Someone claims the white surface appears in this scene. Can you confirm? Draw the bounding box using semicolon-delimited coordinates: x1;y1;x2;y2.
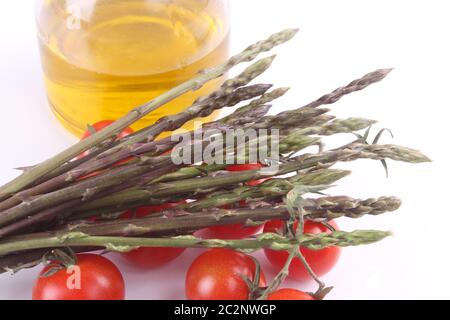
0;0;449;300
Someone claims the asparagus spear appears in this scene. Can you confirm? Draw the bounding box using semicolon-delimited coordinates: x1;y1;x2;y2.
304;196;402;220
0;83;273;213
0;28;299;200
0;248;96;274
0;28;432;298
0;135;429;238
0;229;391;257
216;87;290;126
133;68;398;184
69;196;402;235
180;169;350;212
0;67;395;220
0;66;393;211
0;114;370;231
0;195;401;274
302;69;393;109
71;143;429;216
0;163;180;237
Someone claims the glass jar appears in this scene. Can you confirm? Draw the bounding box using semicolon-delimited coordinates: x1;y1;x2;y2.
35;0;230;136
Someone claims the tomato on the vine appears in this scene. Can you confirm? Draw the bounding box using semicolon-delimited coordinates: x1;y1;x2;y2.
186;249;266;300
120;202;186;269
267;288;315;300
32;254;125;300
264;220;341;281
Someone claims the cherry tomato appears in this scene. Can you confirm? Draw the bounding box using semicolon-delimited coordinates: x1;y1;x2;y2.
120;202;186;268
267;288;315;300
264;220;341;281
186;249;266;300
32;254;125;300
226;163;269;187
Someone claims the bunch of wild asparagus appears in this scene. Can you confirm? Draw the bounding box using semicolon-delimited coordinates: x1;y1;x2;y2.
0;29;430;294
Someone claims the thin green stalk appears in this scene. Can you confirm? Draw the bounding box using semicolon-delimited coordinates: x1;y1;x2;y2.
258;246;299;300
72;143;430;215
0;28;299;199
0;84;272;214
0;230;392;257
181;169;350;212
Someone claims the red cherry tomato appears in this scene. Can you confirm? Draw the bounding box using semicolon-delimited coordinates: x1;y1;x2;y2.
120;202;186;269
32;254;125;300
186;249;266;300
267;288;315;300
264;220;341;281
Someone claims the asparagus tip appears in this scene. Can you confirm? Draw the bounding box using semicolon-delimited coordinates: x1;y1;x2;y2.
374;68;394;81
285;28;300;38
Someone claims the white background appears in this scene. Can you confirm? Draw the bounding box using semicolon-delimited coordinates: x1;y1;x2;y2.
0;0;449;300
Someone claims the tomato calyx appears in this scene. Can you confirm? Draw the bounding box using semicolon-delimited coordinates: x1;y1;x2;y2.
40;248;78;278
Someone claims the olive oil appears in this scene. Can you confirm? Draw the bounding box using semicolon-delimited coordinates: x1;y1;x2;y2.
36;0;229;136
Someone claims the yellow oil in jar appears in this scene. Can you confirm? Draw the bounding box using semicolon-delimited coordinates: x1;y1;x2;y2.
36;0;230;136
